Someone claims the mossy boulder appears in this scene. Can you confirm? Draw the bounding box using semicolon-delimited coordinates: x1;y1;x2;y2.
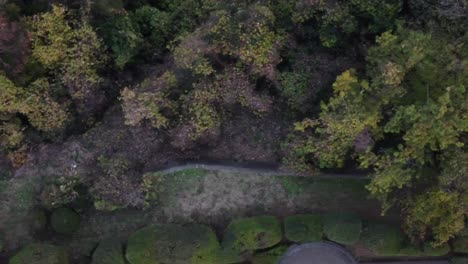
251;245;288;264
323;213;361;245
360;222;404;256
51;207;80;235
9;243;69;264
126;224;222;264
222;216;282;251
284;214;323;243
92;240;125;264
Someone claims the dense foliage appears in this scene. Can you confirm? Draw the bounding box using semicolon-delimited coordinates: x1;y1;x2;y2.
0;0;466;255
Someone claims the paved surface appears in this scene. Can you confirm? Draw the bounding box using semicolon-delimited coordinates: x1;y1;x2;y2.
277;242;450;264
361;262;449;264
279;243;358;264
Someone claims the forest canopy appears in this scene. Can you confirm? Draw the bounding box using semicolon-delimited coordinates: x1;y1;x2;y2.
0;0;466;252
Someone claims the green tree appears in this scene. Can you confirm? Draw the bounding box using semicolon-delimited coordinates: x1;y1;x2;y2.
101;13;142;69
31;5;106;100
292;0;402;47
285;26;467;244
0;75;68;133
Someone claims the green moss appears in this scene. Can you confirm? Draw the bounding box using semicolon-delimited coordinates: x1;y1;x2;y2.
360;222;403;256
251;245;289;264
126;224;222;264
323;213;361;245
91;240;125;264
423;242;450;256
50;207;80;235
284;214;323;243
222;215;282;261
9;243;69;264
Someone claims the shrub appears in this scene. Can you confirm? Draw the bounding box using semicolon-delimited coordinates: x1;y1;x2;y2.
222;216;282;256
9;243;69;264
451;257;468;264
251;245;289;264
453;228;468;254
91;240;125;264
278;71;311;112
422;242;450;256
397;243;424;256
126;224;222;264
359;221;403;256
323;213;361;245
284;214;323;243
40;177;83;209
50;207;80;235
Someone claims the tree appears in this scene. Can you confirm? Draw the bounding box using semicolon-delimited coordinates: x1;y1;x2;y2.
209;4;284;78
292;0;402;47
285;26;467;244
31;4;106;100
101;12;142;69
0;75;68;133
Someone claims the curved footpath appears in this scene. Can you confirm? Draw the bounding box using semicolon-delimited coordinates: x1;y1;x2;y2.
159;162;370;179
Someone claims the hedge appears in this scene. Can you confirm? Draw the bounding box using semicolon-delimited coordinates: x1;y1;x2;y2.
126;224;222;264
9;243;69;264
284;214;323;243
359;221;403;256
323;213;361;245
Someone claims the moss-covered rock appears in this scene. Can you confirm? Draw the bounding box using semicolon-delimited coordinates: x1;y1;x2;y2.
284;214;323;243
422;242;450;256
50;207;80;235
323;213;361;245
360;222;403;256
251;245;288;264
222;216;282;251
9;243;69;264
91;240;125;264
126;224;222;264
